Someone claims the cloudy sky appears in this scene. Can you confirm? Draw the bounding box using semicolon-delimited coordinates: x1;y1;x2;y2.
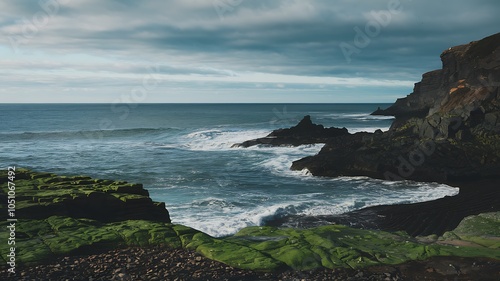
1;0;499;103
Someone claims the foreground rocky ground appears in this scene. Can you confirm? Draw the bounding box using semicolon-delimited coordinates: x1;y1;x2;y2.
5;245;499;281
1;169;499;280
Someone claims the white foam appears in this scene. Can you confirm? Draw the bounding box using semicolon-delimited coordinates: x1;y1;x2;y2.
256;144;323;177
169;181;459;238
299;200;357;216
322;113;394;121
181;129;270;151
173;203;301;237
349;126;390;133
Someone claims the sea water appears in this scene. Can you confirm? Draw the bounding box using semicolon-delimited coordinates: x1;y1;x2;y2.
0;104;459;237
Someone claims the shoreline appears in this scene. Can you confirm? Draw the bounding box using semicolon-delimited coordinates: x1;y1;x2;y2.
1;169;499;280
265;179;500;237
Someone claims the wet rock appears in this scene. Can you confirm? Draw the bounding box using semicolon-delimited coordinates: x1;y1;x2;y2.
233;115;349;147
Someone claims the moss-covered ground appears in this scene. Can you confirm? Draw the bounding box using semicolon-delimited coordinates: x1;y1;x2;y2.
1;170;498;271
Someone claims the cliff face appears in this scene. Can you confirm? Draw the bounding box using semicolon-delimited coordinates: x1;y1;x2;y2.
293;33;500;184
374;33;500;139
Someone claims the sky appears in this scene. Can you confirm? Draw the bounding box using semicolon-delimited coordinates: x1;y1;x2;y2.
0;0;499;103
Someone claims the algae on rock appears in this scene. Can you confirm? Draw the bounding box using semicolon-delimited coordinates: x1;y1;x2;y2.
1;170;499;271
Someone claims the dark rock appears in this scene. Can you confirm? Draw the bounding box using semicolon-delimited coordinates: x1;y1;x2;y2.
372;69;445;118
293;33;500;184
284;33;500;236
233;115;349;147
267;179;500;237
0;169;171;223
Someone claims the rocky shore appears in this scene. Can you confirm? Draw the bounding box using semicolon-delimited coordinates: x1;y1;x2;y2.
266;179;500;237
1;169;499;280
238;33;500;238
291;33;500;184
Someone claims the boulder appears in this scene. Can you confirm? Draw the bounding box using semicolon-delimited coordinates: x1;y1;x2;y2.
0;169;170;223
233;115;349;147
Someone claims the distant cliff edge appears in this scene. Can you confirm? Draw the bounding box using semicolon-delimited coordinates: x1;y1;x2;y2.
292;33;500;185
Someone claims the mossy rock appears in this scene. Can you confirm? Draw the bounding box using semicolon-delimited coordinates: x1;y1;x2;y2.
1;170;499;272
0;217;184;266
440;212;500;249
0;169;170;223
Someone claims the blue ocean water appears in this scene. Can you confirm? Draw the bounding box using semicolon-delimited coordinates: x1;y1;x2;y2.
0;104;458;237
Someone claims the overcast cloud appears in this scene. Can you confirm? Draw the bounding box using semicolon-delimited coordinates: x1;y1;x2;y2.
0;0;499;103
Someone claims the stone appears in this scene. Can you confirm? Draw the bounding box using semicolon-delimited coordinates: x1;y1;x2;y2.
233;115;349;147
0;169;170;223
291;32;500;185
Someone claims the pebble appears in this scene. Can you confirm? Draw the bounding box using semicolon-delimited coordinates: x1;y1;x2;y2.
3;245;498;281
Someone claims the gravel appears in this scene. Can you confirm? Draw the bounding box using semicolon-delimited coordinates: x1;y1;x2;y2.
3;245;499;281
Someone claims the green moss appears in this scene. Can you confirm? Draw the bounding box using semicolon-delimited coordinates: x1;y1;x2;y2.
440;212;500;251
148;225;182;248
195;239;286;271
2;170;499;271
172;224;203;247
453;212;500;236
14;239;54;264
111;193;148;202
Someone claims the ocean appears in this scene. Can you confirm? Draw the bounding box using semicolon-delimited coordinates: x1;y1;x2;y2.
0;104;459;237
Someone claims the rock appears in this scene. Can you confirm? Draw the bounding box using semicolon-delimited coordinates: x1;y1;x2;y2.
292;33;500;185
0;169;170;223
278;33;500;238
233;115;349;147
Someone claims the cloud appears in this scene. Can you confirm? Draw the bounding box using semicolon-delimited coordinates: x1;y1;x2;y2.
0;0;499;102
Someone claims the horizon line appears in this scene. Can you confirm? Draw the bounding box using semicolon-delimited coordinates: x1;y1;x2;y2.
0;102;394;105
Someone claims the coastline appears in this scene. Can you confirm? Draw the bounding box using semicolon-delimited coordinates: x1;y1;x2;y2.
1;169;499;281
266;179;500;237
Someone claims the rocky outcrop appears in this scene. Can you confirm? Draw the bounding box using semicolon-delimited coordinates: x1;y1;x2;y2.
233;115;349;147
0;169;170;223
373;33;500;120
372;69;445;118
292;33;500;185
273;33;500;237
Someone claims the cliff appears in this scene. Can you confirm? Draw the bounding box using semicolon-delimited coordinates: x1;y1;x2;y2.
258;33;500;236
293;33;500;184
373;32;500;139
